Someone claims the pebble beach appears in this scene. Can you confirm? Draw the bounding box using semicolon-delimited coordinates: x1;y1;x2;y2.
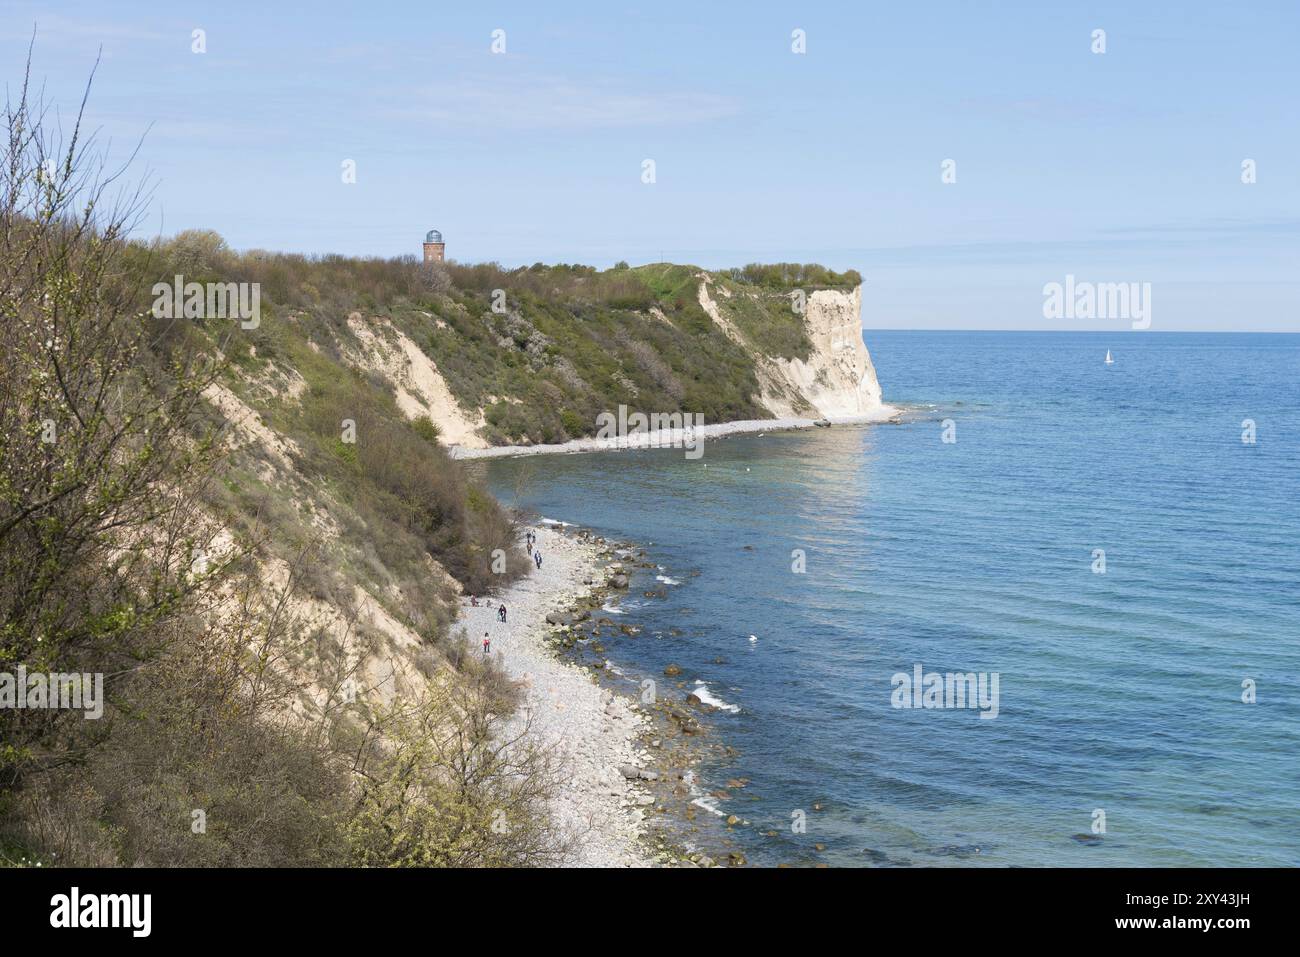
457;524;657;867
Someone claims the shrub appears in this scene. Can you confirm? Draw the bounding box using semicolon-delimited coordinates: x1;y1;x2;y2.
412;415;441;444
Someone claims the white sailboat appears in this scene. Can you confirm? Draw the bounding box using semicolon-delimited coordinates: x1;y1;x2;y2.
1104;349;1114;365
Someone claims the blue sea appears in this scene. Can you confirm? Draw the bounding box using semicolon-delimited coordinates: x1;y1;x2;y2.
474;331;1300;867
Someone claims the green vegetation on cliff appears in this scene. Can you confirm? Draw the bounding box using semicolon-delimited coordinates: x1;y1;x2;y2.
0;72;554;867
134;247;861;447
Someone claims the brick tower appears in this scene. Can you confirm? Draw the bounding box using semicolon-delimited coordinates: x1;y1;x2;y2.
423;229;445;263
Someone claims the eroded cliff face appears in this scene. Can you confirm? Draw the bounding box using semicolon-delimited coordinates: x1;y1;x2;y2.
347;267;891;453
343;312;489;448
200;351;463;717
698;281;892;422
775;286;888;419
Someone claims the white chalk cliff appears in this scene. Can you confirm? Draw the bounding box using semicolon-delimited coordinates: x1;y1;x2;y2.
698;281;894;422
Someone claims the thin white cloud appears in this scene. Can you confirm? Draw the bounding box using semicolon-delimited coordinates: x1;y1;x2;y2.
25;13;169;43
391;74;740;130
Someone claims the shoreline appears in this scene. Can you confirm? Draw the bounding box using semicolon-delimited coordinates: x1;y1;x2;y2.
456;524;659;867
448;406;901;460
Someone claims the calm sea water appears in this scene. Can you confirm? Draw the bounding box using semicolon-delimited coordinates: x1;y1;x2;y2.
475;332;1300;867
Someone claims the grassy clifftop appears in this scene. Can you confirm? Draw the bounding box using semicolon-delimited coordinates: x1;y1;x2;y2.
159;236;863;447
419;261;860;443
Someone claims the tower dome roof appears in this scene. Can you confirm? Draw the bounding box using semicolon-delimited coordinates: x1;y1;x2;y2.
425;229;443;243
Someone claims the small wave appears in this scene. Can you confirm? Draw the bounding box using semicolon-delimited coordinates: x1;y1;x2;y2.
683;771;726;817
655;574;682;586
690;796;725;817
540;517;572;527
692;680;741;713
600;602;625;615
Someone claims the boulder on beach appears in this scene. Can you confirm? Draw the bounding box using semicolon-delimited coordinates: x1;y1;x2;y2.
674;714;701;735
686;691;714;712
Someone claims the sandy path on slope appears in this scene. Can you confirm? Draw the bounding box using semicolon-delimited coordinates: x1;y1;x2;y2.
344;313;489;448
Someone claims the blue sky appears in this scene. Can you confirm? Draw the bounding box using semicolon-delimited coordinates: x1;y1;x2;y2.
3;0;1297;330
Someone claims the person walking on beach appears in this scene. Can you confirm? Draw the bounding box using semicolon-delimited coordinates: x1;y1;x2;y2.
534;550;542;570
483;632;491;656
498;603;507;623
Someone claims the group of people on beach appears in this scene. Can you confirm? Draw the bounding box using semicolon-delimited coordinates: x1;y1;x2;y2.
475;528;543;655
